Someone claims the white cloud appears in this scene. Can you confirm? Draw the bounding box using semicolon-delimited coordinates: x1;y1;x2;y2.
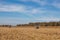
0;2;60;20
35;17;60;22
0;4;35;17
48;0;60;8
0;4;46;13
52;2;60;8
0;4;59;19
0;4;26;12
18;0;60;8
0;4;47;18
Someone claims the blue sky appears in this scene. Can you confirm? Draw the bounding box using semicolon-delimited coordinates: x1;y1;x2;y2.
0;0;60;25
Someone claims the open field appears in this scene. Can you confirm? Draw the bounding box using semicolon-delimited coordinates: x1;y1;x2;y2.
0;26;60;40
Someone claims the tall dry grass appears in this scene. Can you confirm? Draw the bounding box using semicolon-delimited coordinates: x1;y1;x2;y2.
0;27;60;40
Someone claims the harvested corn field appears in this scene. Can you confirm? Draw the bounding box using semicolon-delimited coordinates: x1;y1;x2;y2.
0;27;60;40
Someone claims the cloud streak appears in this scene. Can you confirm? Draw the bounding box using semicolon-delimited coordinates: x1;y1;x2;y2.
0;4;47;18
18;0;60;8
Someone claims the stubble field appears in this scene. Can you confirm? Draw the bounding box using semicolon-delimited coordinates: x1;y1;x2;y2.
0;26;60;40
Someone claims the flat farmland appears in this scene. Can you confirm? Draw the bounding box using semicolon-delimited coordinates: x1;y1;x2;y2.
0;26;60;40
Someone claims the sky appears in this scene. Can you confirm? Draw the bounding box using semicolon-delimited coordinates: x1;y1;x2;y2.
0;0;60;25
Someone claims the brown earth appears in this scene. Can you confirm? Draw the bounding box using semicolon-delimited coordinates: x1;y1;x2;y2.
0;26;60;40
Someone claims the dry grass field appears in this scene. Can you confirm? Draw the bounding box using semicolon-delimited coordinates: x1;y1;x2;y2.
0;26;60;40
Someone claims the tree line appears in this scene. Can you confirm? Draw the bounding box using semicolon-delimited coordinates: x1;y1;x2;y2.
17;21;60;27
0;21;60;27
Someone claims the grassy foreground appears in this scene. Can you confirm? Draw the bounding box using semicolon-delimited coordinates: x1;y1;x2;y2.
0;27;60;40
